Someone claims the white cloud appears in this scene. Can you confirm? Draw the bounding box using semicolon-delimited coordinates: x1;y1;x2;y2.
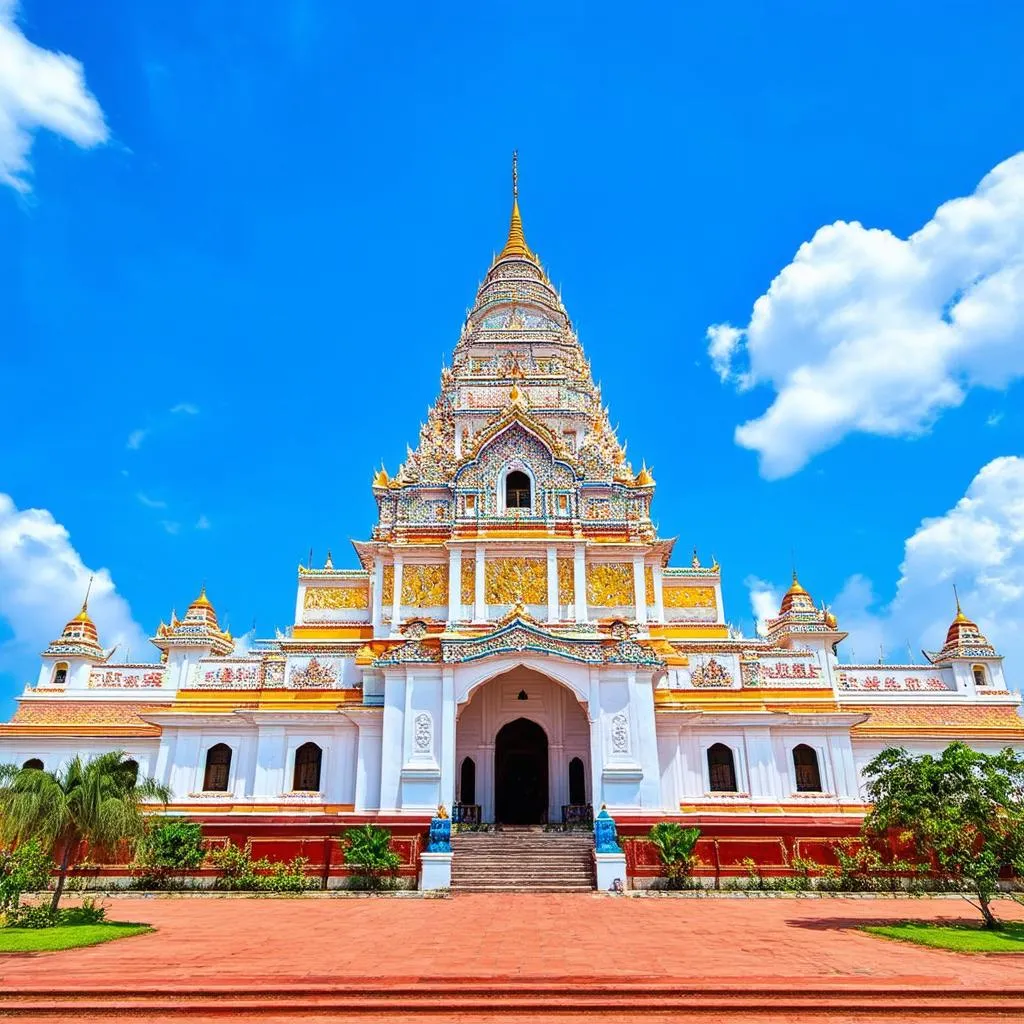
136;492;167;509
749;457;1024;673
195;514;211;530
231;629;255;656
0;1;107;192
160;520;180;535
709;153;1024;478
745;575;781;637
171;403;199;415
126;428;147;450
0;493;150;683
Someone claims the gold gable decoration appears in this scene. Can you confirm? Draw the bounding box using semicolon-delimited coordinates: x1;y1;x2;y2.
401;564;448;606
644;566;655;606
304;587;369;610
381;565;395;605
485;557;547;605
556;558;575;603
663;585;716;610
586;562;633;607
460;558;476;604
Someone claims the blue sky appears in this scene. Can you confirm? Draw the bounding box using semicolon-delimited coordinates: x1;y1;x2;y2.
2;0;1024;715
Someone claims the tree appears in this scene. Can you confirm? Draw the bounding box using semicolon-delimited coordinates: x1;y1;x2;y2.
135;819;205;888
343;824;400;890
862;742;1024;928
1;840;53;913
0;752;170;912
647;822;701;889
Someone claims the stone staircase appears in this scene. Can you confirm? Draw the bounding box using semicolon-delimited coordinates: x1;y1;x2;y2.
451;827;595;892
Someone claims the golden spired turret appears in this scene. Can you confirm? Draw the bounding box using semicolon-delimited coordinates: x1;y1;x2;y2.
496;150;535;262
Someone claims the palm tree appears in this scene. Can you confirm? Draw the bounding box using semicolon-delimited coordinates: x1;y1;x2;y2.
0;751;170;912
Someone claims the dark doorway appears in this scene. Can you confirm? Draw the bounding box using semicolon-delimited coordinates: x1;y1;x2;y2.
568;756;586;804
495;717;548;824
460;756;476;805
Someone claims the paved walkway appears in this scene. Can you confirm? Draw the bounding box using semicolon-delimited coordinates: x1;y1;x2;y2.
2;894;1023;1021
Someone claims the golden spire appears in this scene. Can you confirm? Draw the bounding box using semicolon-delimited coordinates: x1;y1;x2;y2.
192;583;212;608
953;583;968;622
73;576;95;623
497;150;535;261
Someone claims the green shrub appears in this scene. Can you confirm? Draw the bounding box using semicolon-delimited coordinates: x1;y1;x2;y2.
135;820;204;889
0;840;53;911
343;824;401;890
5;896;107;929
58;897;106;925
207;840;315;892
647;823;701;889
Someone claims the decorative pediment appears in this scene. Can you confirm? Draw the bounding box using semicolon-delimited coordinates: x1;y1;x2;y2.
459;408;576;473
438;617;663;668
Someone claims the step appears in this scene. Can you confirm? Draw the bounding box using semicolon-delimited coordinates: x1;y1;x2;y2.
4;982;1024;1019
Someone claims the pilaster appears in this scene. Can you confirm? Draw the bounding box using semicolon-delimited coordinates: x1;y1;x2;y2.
632;555;647;625
391;555;403;633
652;563;665;624
448;547;462;623
573;543;587;624
474;544;486;621
546;544;558;622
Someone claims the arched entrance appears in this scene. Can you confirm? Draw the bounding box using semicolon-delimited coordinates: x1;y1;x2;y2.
494;717;548;824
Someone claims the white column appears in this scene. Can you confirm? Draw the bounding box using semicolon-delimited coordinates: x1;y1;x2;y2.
632;555;647;624
253;726;286;798
627;669;662;808
474;544;486;621
351;713;383;812
588;670;603;806
391;556;403;633
546;544;558;622
652;563;665;624
448;547;462;623
379;672;406;811
573;543;587;624
743;727;778;799
371;556;384;634
440;667;456;810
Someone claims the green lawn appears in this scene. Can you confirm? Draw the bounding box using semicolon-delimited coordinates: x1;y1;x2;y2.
0;923;153;953
864;920;1024;952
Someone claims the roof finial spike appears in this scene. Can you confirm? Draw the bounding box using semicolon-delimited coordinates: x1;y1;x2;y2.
82;574;94;613
497;151;534;262
512;148;518;200
953;582;961;614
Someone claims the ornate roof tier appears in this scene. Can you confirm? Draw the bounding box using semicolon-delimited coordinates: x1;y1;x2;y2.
42;590;106;661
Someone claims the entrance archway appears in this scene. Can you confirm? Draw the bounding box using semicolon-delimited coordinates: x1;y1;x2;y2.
495;717;548;824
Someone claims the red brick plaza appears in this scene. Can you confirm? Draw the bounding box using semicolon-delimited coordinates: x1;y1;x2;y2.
2;894;1024;1022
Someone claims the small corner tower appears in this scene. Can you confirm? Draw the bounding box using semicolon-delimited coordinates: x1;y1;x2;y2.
38;583;106;690
765;571;846;661
151;585;235;688
926;593;1005;693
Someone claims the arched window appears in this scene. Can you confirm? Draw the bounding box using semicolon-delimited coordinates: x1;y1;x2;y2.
53;662;68;686
707;743;737;792
505;470;531;510
972;665;988;688
22;758;44;771
203;743;232;792
568;756;586;805
792;744;822;792
460;756;476;805
293;742;322;792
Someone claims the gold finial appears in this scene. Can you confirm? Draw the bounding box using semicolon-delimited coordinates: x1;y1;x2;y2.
497;151;535;261
74;576;95;622
953;583;967;621
193;583;212;608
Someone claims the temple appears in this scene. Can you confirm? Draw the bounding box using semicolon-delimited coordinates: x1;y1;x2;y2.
3;158;1022;888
